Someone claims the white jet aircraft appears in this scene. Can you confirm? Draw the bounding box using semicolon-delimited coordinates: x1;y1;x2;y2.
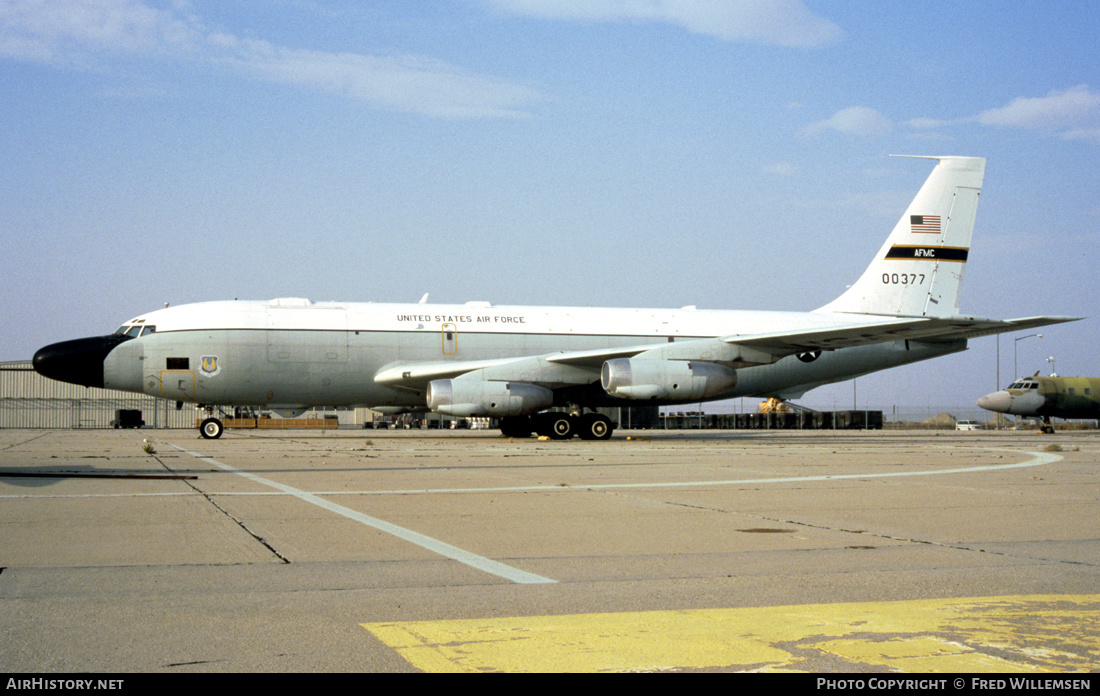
33;156;1078;439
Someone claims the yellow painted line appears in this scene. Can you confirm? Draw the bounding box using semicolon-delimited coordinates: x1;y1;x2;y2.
362;595;1100;672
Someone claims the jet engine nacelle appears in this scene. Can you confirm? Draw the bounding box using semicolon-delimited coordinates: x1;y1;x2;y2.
426;379;554;417
601;358;737;401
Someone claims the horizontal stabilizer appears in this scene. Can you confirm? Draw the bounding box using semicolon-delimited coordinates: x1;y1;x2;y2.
730;315;1082;353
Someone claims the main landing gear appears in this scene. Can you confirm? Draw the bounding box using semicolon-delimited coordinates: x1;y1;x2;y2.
499;411;615;440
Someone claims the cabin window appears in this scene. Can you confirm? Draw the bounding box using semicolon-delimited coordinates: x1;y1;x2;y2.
167;357;189;370
1068;388;1076;395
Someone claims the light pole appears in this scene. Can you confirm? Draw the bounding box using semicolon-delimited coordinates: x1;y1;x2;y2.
1014;334;1042;381
1046;356;1057;376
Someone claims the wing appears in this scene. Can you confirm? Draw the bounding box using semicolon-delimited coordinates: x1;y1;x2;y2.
373;345;662;393
374;314;1082;392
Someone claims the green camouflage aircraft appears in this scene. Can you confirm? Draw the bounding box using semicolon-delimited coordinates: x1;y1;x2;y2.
978;374;1100;433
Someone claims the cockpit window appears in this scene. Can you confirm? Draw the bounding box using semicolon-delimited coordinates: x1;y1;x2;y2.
1008;380;1038;390
114;323;155;337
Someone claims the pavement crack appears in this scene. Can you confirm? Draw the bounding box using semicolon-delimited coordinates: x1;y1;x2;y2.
0;431;52;452
163;659;226;668
150;455;291;564
764;514;1100;567
662;500;1097;568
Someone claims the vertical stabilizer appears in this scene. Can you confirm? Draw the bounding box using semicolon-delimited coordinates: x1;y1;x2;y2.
817;156;985;318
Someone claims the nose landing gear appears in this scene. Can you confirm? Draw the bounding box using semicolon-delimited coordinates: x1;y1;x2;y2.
197;405;227;439
199;417;224;439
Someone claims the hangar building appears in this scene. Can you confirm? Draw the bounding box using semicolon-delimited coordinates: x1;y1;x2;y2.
1;360;195;429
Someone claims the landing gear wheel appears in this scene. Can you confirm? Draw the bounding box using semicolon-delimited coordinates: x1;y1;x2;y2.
499;416;533;438
535;412;576;439
200;417;224;439
548;414;576;440
578;413;613;440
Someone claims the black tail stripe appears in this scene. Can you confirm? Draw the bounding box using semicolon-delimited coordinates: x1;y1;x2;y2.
885;245;969;262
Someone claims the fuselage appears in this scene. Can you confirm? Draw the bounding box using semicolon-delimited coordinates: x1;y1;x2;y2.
977;376;1100;420
33;297;966;413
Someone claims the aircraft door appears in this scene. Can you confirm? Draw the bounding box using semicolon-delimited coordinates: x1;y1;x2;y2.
442;323;458;355
160;370;196;401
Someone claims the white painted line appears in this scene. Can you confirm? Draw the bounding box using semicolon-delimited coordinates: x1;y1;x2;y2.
1;448;1062;500
305;450;1064;495
164;442;557;585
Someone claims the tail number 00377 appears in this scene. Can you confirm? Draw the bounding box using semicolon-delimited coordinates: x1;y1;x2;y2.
882;273;925;285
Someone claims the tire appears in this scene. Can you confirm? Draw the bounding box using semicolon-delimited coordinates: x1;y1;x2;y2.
200;417;224;439
578;413;613;440
551;416;574;439
499;416;533;438
536;412;576;440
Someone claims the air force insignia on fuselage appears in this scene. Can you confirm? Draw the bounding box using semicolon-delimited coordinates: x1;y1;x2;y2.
200;355;220;376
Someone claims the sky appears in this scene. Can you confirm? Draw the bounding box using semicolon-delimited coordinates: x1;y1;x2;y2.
2;0;1098;414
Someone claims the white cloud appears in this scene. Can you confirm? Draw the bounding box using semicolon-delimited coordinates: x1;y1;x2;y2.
801;106;892;138
217;37;543;119
484;0;842;47
1062;128;1100;145
0;0;199;64
0;0;544;118
975;85;1099;130
906;85;1100;145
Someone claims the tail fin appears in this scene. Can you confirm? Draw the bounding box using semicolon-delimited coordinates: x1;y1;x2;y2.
817;156;985;318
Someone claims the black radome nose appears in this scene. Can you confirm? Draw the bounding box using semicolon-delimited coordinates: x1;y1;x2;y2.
32;335;132;388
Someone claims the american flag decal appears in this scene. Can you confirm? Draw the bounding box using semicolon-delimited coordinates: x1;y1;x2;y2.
911;214;941;233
